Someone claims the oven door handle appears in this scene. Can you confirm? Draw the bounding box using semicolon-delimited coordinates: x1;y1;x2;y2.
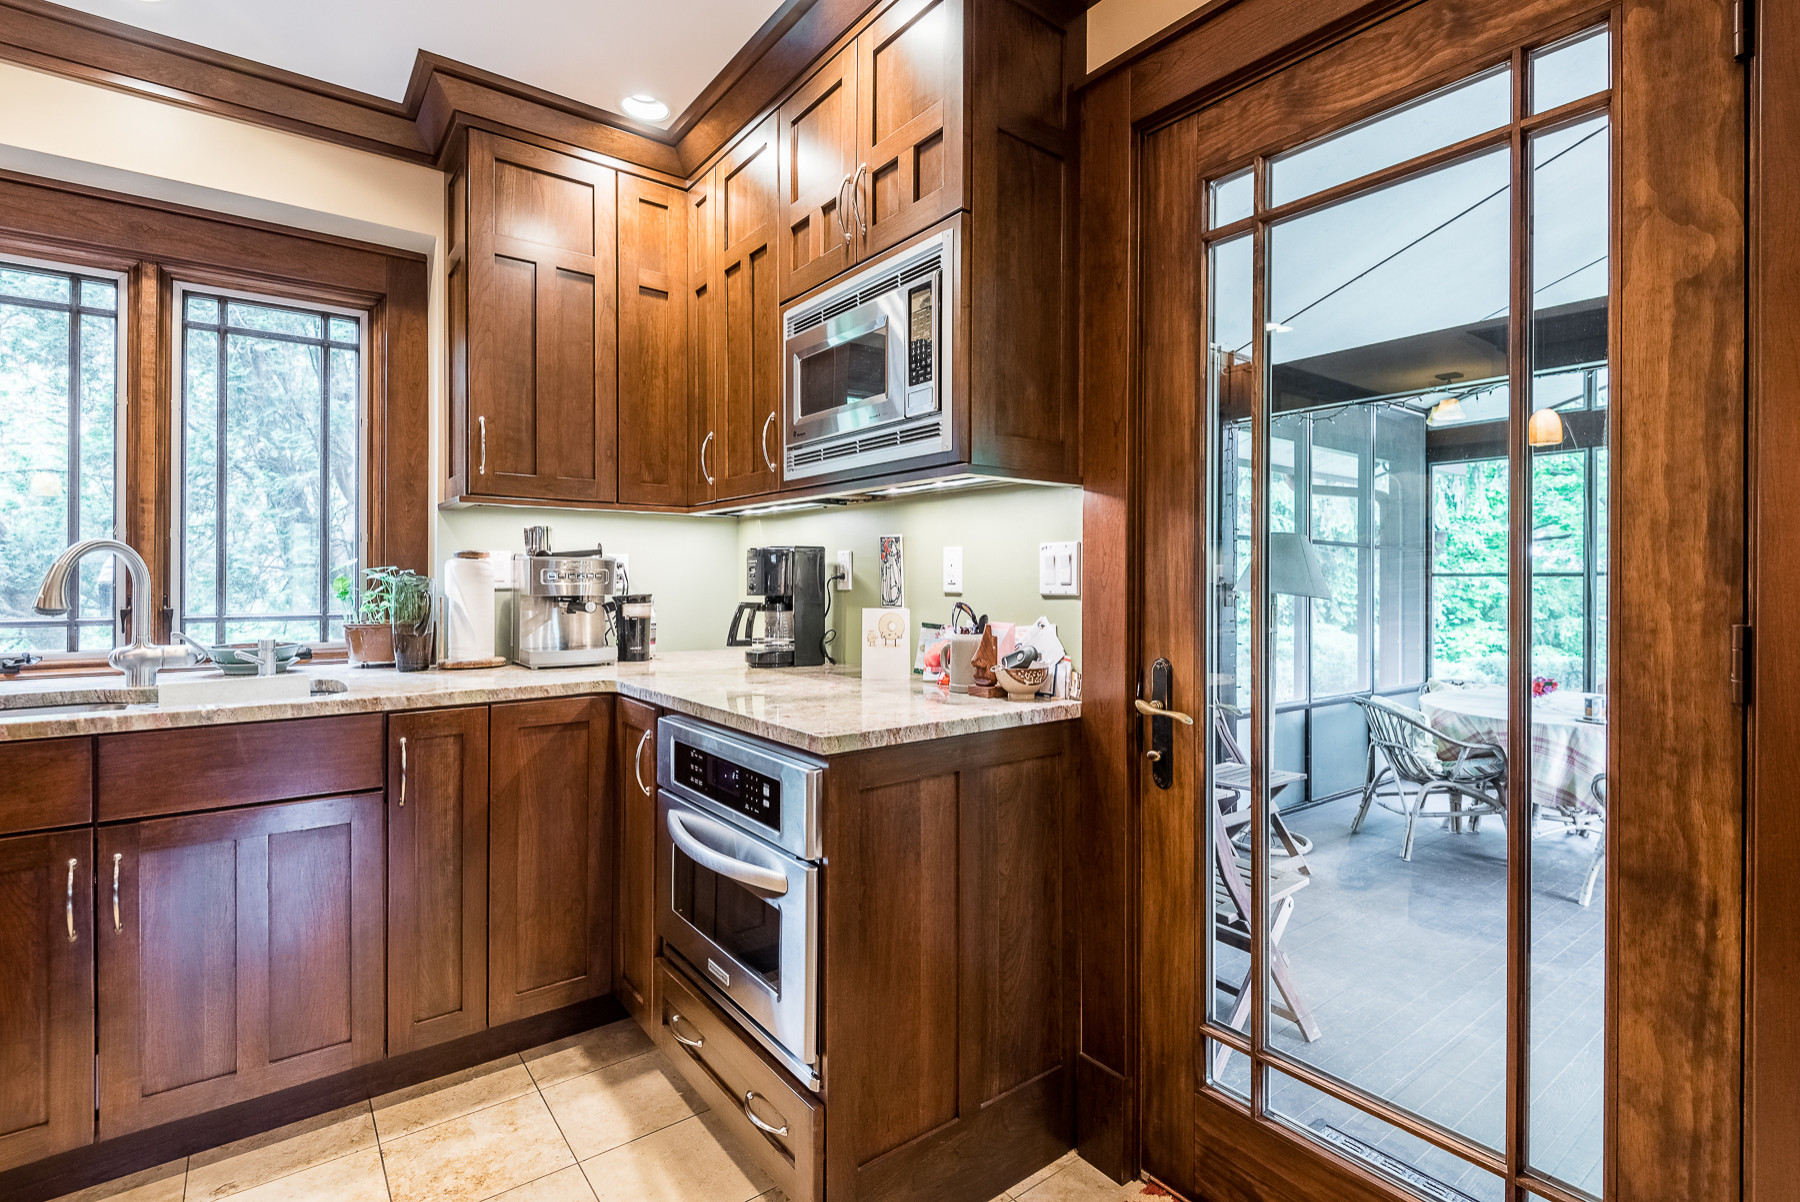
667;809;790;898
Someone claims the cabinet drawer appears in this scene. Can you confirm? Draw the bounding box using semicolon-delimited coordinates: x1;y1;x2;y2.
98;714;385;821
657;959;822;1202
0;737;91;834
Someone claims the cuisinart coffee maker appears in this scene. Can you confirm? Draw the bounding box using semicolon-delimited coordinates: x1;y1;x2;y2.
512;526;621;668
727;546;827;668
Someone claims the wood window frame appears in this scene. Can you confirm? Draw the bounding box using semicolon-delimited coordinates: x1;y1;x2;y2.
0;167;430;671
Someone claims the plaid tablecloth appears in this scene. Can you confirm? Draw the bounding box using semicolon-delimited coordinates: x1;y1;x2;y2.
1418;686;1606;815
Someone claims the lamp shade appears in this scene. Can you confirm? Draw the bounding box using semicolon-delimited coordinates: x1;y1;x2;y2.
1236;532;1335;599
1527;406;1566;447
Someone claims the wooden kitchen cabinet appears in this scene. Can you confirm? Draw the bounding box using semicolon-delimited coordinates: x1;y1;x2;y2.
711;113;784;501
780;45;859;301
388;707;489;1055
688;171;721;504
618;174;693;507
96;794;384;1137
0;829;94;1172
614;697;660;1026
489;696;614;1024
447;129;618;504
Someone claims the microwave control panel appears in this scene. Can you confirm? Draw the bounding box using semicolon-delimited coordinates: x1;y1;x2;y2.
674;739;781;835
906;283;934;389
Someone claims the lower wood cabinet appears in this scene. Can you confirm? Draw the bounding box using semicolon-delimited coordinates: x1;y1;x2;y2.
615;697;661;1026
97;794;385;1137
0;829;94;1172
388;707;490;1054
490;696;614;1024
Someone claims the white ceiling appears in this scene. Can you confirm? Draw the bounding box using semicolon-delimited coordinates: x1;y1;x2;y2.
47;0;789;127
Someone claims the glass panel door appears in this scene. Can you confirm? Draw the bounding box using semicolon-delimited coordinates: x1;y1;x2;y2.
1200;21;1612;1202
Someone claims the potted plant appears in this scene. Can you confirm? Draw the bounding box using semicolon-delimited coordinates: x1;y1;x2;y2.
338;567;397;667
389;569;435;672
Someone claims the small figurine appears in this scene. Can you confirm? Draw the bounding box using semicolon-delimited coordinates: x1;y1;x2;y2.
967;625;1005;698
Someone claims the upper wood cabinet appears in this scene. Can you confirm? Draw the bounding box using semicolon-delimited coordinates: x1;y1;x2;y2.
0;829;93;1172
617;175;692;508
710;114;784;502
387;707;489;1055
781;47;859;301
97;795;385;1138
857;0;964;258
448;130;618;505
614;697;660;1027
489;696;614;1025
688;172;721;504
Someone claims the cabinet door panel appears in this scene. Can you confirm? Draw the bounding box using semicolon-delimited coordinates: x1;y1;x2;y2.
614;698;659;1025
619;175;693;507
0;829;93;1172
388;707;489;1054
98;795;384;1138
857;0;964;258
466;131;617;503
781;47;859;301
689;173;721;504
716;115;783;501
490;696;613;1024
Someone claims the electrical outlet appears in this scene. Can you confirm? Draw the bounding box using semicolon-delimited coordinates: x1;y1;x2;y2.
1039;541;1081;598
835;549;854;591
943;546;963;594
612;552;630;590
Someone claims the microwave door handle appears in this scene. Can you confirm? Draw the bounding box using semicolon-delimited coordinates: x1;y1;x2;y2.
812;311;888;352
667;809;790;898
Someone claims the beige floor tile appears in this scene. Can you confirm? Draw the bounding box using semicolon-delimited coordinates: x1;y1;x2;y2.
579;1111;775;1202
186;1103;378;1201
489;1165;599;1201
381;1090;577;1202
521;1020;657;1088
50;1158;186;1202
374;1054;538;1142
540;1050;707;1160
1008;1149;1081;1195
221;1146;389;1202
1014;1156;1148;1202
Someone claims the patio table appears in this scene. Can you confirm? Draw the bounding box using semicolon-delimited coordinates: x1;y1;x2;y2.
1417;685;1606;814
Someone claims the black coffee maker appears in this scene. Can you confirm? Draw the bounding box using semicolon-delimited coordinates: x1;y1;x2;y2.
727;546;828;667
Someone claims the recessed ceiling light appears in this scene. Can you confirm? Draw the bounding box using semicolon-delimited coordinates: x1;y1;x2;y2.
620;94;669;122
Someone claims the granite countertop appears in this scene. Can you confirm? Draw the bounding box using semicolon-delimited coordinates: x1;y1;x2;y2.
0;648;1079;756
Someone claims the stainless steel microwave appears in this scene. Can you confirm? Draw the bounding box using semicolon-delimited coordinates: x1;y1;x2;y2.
781;227;956;481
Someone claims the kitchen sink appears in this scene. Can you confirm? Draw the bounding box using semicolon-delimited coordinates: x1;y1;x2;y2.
0;675;345;718
0;700;133;717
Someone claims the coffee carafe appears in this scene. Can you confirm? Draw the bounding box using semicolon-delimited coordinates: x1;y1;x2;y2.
728;546;827;668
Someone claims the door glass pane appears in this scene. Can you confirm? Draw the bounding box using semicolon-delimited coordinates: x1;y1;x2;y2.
1527;110;1609;1200
1207;1039;1251;1103
1269;67;1511;208
1266;1067;1506;1202
1211;168;1255;228
1531;26;1610;115
1258;147;1512;1155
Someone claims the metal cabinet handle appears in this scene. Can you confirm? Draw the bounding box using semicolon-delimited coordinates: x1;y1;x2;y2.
1134;698;1195;726
65;858;77;943
701;430;715;486
743;1090;790;1139
668;1011;705;1050
852;163;868;234
478;416;487;475
399;736;408;807
836;174;855;245
111;852;122;934
760;412;778;473
634;728;653;796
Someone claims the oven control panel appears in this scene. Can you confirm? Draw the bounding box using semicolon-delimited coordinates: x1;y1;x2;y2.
674;739;781;835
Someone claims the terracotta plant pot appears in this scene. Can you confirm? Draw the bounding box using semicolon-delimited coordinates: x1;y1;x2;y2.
344;621;394;667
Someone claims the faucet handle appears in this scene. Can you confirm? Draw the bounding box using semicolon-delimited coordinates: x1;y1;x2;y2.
173;631;212;663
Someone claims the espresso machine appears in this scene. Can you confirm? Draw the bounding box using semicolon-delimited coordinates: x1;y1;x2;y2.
511;526;621;668
727;546;828;668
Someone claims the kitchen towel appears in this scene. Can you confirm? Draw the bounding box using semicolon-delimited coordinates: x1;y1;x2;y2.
444;553;497;662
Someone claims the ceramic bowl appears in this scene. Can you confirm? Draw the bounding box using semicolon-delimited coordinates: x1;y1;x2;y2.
996;665;1049;700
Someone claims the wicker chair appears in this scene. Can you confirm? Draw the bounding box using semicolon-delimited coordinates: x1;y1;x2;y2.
1352;695;1508;861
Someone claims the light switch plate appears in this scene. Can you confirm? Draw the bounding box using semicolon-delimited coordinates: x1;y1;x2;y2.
1039;541;1081;597
835;549;854;591
943;546;963;594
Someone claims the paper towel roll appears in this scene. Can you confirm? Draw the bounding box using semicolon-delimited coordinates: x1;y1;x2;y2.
444;553;496;662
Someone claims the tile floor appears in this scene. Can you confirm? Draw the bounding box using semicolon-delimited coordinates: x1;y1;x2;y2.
54;1020;1158;1202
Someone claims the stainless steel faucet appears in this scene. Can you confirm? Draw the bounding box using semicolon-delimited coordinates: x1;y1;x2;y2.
34;538;203;687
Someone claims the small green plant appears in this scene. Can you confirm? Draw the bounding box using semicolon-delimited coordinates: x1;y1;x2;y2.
339;566;413;624
389;570;432;627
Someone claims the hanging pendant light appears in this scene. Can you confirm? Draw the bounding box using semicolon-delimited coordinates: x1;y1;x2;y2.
1426;371;1465;426
1527;406;1566;447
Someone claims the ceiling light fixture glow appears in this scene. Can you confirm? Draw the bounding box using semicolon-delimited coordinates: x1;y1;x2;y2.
621;94;670;122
